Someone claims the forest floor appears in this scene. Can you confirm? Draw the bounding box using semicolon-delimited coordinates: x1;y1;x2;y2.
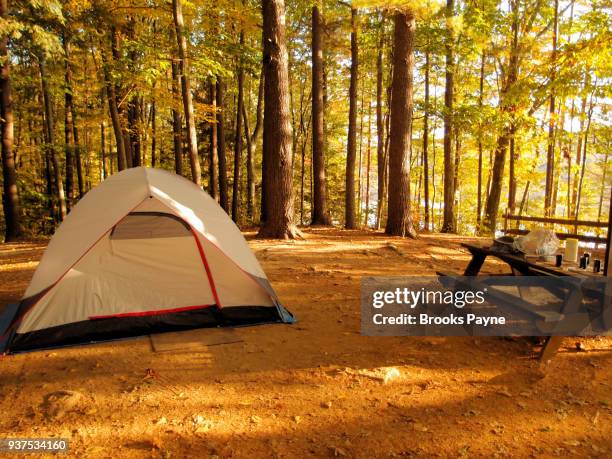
0;228;610;458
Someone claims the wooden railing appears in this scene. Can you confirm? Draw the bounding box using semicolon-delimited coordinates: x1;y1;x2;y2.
502;210;608;245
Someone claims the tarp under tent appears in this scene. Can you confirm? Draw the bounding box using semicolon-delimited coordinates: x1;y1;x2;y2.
0;167;294;354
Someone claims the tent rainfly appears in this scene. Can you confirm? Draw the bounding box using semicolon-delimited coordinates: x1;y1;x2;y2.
0;167;294;353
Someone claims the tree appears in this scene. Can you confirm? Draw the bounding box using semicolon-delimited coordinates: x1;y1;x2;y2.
345;7;358;229
441;0;455;233
216;78;229;212
544;0;559;217
101;37;127;172
232;31;245;223
311;3;331;225
423;47;431;231
171;58;183;176
375;13;385;229
258;0;298;239
243;70;264;220
385;9;417;238
39;53;67;221
482;0;520;234
63;33;75;209
208;80;218;198
0;0;20;241
172;0;201;186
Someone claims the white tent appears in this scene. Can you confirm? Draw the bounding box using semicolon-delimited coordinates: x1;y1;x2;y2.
1;167;293;353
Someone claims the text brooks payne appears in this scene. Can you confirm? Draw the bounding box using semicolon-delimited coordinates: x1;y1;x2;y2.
372;313;506;326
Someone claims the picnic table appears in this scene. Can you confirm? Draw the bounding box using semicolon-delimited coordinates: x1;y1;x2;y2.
457;242;608;361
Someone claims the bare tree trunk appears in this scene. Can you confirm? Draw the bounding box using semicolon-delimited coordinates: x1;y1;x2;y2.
423;48;430;231
441;0;455;233
507;125;517;214
100;122;107;178
375;14;385;230
0;0;20;241
477;51;485;230
243;70;264;219
570;75;589;216
574;97;594;219
63;33;74;209
311;4;331;225
151;97;156;167
101;35;127;172
39;54;67;221
544;0;559;217
482;0;519;235
172;0;201;186
385;10;417;238
216;78;229;212
345;8;358;229
171;59;183;175
364;86;372;227
258;0;298;238
232;31;245;223
209;80;218;199
110;26;133;169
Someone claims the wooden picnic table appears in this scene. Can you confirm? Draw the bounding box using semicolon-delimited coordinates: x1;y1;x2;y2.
460;242;607;361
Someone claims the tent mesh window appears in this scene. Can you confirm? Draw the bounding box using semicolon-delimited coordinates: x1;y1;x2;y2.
111;212;191;240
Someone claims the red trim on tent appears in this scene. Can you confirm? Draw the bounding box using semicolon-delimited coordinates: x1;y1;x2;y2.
4;198;151;339
89;304;214;320
189;227;222;307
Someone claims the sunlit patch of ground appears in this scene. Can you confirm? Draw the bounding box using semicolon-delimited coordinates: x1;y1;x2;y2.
0;229;610;458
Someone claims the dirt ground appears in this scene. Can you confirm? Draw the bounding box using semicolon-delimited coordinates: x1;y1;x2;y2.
0;228;610;458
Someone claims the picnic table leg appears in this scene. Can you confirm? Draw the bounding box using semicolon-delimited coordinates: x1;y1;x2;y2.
539;336;564;362
463;252;487;276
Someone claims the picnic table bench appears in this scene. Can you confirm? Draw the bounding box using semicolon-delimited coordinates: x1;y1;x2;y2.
440;242;608;361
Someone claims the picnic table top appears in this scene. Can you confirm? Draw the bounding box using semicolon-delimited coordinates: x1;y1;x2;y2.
460;242;605;279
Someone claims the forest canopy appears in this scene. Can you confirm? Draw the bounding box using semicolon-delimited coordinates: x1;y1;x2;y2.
0;0;610;240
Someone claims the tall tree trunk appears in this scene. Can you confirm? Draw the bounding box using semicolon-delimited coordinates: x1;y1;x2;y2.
345;8;358;229
209;80;218;199
375;14;385;230
507;125;517;214
39;55;67;221
101;39;127;171
243;103;256;220
544;0;559;217
243;69;264;220
476;51;485;230
171;59;183;175
232;32;245;223
110;26;133;169
151;97;156;167
364;87;372;227
0;0;20;241
127;96;141;167
63;33;74;209
570;75;589;216
482;0;519;235
574;97;594;219
423;48;430;231
100;122;107;178
311;4;331;225
216;78;229;212
441;0;455;233
385;10;417;238
258;0;298;238
172;0;201;186
126;18;141;168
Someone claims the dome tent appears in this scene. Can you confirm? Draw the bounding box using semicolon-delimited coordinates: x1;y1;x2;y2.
0;167;294;353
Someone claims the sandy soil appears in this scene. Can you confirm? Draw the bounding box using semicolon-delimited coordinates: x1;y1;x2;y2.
0;228;610;458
